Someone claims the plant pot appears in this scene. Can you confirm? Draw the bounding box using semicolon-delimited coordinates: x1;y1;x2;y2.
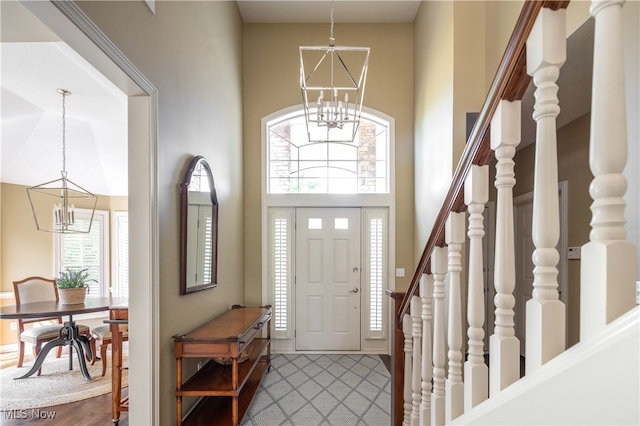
58;287;87;305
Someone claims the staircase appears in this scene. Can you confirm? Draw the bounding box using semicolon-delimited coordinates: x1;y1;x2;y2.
390;1;639;425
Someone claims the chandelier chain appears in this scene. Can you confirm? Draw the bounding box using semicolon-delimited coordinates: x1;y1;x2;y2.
330;3;335;46
61;90;67;174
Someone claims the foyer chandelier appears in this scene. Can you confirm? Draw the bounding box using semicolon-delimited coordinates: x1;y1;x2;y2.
299;4;370;143
27;89;97;234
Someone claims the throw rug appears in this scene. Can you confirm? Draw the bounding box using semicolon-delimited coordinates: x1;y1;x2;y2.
0;352;128;411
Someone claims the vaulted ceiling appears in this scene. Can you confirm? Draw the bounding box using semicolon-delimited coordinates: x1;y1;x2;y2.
1;0;591;197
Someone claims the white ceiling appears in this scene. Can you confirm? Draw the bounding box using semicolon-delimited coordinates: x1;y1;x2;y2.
1;0;128;196
1;42;129;196
236;1;422;23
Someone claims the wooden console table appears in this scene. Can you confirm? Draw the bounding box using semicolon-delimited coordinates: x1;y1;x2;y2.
173;305;271;426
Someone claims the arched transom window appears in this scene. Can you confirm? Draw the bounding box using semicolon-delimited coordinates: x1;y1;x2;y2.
267;110;389;194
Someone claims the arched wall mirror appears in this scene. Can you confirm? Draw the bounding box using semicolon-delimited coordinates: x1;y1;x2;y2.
180;156;218;295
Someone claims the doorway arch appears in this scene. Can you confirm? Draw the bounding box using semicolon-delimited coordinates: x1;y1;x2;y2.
19;1;160;423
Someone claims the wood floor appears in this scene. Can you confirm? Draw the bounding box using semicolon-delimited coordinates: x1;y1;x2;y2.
0;350;128;426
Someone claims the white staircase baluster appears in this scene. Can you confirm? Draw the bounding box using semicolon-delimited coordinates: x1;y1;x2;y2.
525;6;568;374
403;313;413;426
420;274;434;425
490;99;521;396
411;295;422;425
446;212;465;422
431;246;448;426
581;0;637;340
464;165;489;411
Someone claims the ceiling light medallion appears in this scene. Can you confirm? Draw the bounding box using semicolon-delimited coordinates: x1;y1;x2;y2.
299;5;370;143
27;89;97;234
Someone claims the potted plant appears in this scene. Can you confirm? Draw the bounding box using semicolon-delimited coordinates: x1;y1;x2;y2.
56;267;94;304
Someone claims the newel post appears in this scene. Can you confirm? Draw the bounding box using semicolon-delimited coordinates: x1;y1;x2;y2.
525;5;567;373
388;291;406;426
581;0;637;340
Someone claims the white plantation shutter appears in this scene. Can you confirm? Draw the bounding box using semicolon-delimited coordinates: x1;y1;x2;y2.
365;210;387;339
55;210;109;297
202;209;213;284
114;212;129;298
269;208;293;338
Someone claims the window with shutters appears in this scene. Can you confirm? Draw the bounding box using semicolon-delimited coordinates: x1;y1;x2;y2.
55;209;110;298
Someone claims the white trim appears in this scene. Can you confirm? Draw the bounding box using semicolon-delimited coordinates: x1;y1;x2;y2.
19;2;160;424
0;292;14;300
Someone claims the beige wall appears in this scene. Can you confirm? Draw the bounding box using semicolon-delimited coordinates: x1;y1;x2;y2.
243;23;415;294
414;1;496;260
75;2;244;423
414;1;455;260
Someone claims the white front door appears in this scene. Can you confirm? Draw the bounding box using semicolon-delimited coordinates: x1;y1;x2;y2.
295;208;361;350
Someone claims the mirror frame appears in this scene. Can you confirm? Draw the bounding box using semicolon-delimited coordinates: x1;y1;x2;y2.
179;155;218;295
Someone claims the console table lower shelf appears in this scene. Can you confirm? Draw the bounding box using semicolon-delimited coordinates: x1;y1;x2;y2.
182;356;268;425
174;306;272;426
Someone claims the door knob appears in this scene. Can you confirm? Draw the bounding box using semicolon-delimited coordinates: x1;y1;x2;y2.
353;267;359;273
349;288;359;293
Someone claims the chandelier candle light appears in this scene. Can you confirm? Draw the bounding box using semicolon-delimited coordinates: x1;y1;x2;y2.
27;89;97;234
299;5;370;143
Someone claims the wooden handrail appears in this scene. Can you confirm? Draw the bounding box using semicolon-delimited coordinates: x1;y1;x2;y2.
397;0;570;322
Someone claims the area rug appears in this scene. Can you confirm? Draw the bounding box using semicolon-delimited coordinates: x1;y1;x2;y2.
242;354;390;426
0;352;128;411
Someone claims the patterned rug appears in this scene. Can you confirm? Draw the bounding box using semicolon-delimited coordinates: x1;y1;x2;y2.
242;354;390;426
0;351;128;411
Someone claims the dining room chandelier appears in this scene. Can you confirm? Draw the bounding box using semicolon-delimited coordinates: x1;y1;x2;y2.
299;5;370;143
27;89;97;234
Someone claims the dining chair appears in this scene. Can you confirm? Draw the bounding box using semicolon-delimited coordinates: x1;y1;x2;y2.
90;324;128;376
13;276;93;375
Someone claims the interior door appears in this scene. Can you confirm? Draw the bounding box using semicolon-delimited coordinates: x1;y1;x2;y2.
295;208;361;350
515;198;535;356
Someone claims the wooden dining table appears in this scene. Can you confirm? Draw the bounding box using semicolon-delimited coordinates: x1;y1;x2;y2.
0;297;127;381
